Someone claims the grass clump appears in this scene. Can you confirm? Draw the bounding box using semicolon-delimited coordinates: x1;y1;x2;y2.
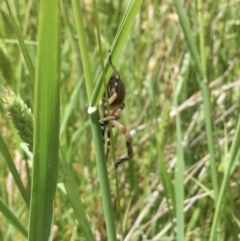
1;0;240;240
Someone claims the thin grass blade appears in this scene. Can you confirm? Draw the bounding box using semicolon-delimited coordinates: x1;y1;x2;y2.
90;0;143;108
0;198;28;238
5;0;35;83
0;133;30;208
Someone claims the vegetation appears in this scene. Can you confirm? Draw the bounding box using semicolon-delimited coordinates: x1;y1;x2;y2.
0;0;240;240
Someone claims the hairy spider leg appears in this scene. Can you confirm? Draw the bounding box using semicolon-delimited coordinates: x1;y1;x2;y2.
110;120;133;168
106;127;111;159
100;123;111;160
100;103;125;161
100;92;118;160
100;103;125;123
108;51;120;78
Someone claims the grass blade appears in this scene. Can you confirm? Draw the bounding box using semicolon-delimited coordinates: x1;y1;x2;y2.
209;115;240;240
90;0;144;108
173;0;218;200
0;133;30;208
5;0;35;83
59;148;95;241
174;76;185;241
0;197;28;238
28;0;60;239
71;0;93;100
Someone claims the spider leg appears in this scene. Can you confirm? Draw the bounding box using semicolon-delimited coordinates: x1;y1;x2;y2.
101;93;117;113
99;115;116;123
108;92;117;105
110;120;133;168
106;127;111;160
108;51;120;78
100;121;111;160
99;103;125;123
101;123;106;147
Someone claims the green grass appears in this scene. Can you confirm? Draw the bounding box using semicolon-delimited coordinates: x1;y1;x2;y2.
1;0;240;240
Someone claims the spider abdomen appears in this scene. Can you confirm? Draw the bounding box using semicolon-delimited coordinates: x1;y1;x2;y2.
107;76;126;107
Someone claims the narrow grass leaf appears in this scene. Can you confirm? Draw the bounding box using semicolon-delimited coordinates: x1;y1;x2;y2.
87;1;143;239
89;110;117;241
59;148;95;241
71;0;93;99
173;0;218;201
209;115;240;241
5;0;35;83
60;77;83;136
90;0;143;108
71;1;117;240
157;102;175;206
0;133;30;208
0;198;28;238
174;83;185;241
122;195;133;234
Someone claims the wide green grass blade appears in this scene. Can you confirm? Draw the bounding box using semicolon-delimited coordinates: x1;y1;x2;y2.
0;133;30;208
0;197;28;238
28;0;60;239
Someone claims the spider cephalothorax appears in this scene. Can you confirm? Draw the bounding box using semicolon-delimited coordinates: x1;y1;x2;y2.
99;53;133;168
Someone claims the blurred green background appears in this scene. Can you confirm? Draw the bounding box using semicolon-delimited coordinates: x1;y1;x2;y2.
1;0;240;240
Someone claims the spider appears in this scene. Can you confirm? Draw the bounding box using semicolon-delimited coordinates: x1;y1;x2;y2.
99;52;133;169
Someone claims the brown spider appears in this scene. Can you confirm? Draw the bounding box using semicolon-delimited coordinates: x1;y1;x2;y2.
99;52;133;168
